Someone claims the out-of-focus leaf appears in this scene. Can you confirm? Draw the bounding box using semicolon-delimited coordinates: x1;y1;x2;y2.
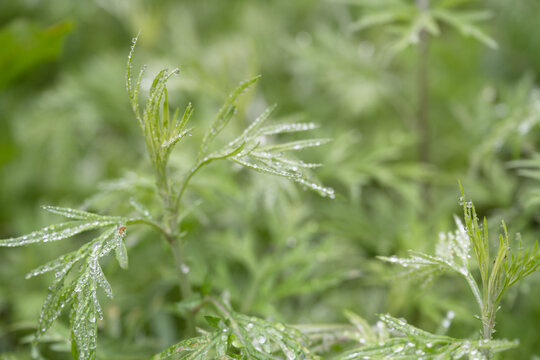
0;20;72;90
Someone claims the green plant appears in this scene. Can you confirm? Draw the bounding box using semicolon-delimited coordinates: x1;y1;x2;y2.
346;0;499;204
0;35;333;360
348;0;497;55
153;296;318;360
2;20;540;360
369;185;540;359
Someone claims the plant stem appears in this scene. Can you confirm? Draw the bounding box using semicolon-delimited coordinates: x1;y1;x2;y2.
482;311;495;340
463;270;495;358
480;301;497;359
153;164;196;334
169;239;192;299
415;0;431;204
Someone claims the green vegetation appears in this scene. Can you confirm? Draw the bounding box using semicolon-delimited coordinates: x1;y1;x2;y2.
1;1;540;359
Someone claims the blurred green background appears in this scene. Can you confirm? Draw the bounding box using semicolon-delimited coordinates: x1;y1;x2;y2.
1;0;540;358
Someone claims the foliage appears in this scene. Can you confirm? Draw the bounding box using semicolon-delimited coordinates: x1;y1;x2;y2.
0;207;137;358
155;297;317;360
2;0;540;359
336;313;517;360
379;186;540;357
347;0;497;57
0;20;72;90
0;34;333;360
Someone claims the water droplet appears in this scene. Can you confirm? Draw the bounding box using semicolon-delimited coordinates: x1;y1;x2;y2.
442;318;451;328
286;237;297;248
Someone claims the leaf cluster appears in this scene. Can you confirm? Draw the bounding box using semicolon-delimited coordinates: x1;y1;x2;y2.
0;206;137;359
379;186;540;343
155;297;318;360
336;313;517;360
126;34;334;211
0;34;335;360
349;0;497;56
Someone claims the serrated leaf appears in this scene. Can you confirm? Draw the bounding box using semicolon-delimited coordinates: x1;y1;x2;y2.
0;220;119;247
26;248;86;279
7;208;128;360
115;238;129;270
258;138;331;153
34;281;76;342
343;310;377;343
257;122;318;137
154;299;318;360
113;225;128;269
199;76;261;157
231;157;301;179
153;334;218;360
43;206;122;221
162;128;192;151
336;314;518;360
240;104;277;139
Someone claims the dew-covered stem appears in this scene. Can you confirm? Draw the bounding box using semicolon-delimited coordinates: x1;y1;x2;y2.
480;294;498;359
153;160;195;334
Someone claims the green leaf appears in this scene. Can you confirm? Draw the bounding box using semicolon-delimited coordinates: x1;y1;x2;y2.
432;9;498;49
199;76;261;157
343;310;378;344
153;334;219;360
0;219;118;247
336;314;518;359
204;316;222;329
43;206;123;221
242;104;278;138
0;20;73;90
154;298;318;360
258;138;331;153
114;225;129;269
257;121;318;136
3;205;132;360
350;7;415;32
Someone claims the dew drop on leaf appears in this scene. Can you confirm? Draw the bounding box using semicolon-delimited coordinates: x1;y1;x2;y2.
180;264;190;274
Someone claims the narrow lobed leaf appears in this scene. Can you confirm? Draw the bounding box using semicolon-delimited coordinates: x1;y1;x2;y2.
199;75;261;156
43;206;122;221
258;138;331;153
0;220;119;247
